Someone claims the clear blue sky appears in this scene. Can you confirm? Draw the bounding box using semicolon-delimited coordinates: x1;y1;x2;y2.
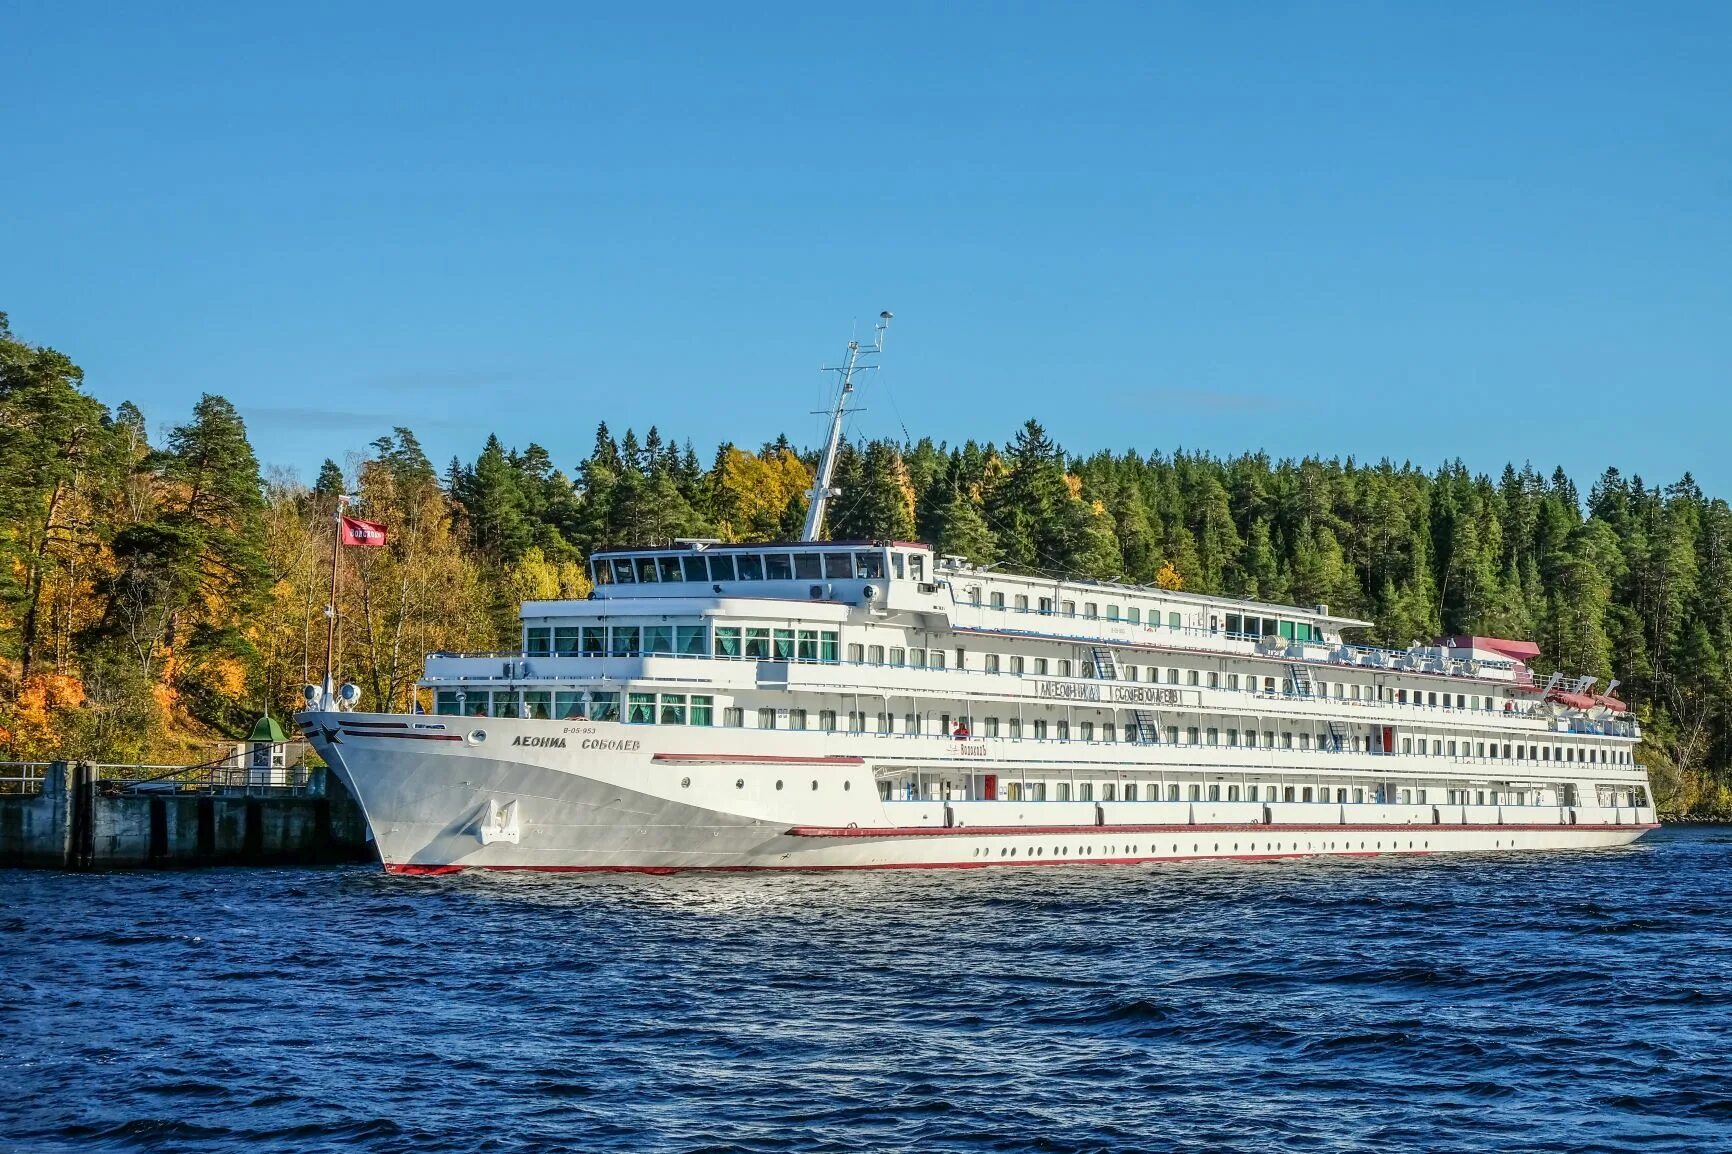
3;3;1728;494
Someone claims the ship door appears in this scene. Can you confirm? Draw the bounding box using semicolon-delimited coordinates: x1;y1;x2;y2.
1381;726;1394;754
982;774;998;801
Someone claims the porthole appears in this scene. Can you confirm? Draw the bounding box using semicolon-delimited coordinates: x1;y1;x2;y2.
736;779;745;789
466;729;487;745
811;780;819;791
843;781;851;791
681;777;691;788
776;780;784;791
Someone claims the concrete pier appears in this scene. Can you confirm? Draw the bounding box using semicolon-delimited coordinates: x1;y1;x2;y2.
0;763;375;870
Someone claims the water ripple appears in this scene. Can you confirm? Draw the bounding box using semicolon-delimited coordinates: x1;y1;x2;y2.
2;829;1730;1152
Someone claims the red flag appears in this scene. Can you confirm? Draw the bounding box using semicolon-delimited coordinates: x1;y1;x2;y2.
339;515;388;547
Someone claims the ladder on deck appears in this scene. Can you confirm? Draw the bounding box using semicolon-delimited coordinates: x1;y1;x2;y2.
1090;645;1121;680
1325;720;1349;752
1093;644;1159;744
1287;662;1315;697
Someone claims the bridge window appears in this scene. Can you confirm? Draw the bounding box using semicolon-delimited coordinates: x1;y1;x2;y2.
679;556;706;582
589;693;621;722
706;554;736;582
824;553;853;579
856;553;885;579
764;553;793;581
593;560;614;585
793;553;822;580
737;555;764;580
634;558;659;583
612;559;637;584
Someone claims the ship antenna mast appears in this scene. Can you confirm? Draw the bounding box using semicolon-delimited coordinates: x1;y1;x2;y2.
801;310;893;541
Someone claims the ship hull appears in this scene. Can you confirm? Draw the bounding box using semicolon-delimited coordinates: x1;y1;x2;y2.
302;710;1656;873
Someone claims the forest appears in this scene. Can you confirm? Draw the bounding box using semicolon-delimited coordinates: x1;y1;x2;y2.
3;312;1728;815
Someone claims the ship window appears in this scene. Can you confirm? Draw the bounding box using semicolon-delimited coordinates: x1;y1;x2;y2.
984;717;999;737
1107;605;1120;621
1055;720;1069;740
908;647;926;667
1228;785;1240;801
1170;612;1183;630
990;591;1005;609
572;626;600;655
856;552;885;579
737;554;764;580
984;654;1000;673
1033;657;1048;675
707;554;737;582
849;711;865;732
1015;594;1029;611
714;627;741;658
1228;674;1240;691
660;694;687;725
1034;720;1047;739
1057;782;1071;800
1084;602;1098;619
1128;607;1141;624
593;560;614;585
1226;728;1238;746
1008;718;1022;739
1039;597;1054;615
526;627;551;656
742;628;769;658
789;709;807;731
612;626;641;656
890;647;907;667
1079;783;1094;801
1168;725;1181;745
658;556;683;583
588;692;620;722
906;713;918;734
929;649;946;670
868;645;886;665
612;559;637;584
765;553;793;581
682;556;707;582
1447;740;1457;756
820;709;837;731
1080;722;1095;741
1188;670;1200;686
552;626;579;656
892;553;905;579
1062;600;1076;617
824;553;853;579
1402;737;1412;754
636;557;659;583
1225;613;1243;635
1057;659;1071;676
821;632;839;662
1187;726;1199;745
1207;728;1219;746
758;708;777;730
723;707;743;727
523;691;552;720
436;690;462;716
627;693;656;724
793;553;822;580
554;691;585;720
677;625;707;655
644;625;673;654
797;630;818;661
771;629;795;660
1102;783;1116;801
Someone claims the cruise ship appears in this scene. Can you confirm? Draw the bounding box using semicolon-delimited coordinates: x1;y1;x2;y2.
299;327;1655;873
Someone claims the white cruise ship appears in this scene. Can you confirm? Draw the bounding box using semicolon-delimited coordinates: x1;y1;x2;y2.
300;328;1655;873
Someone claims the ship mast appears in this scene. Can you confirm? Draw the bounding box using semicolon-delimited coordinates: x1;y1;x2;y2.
801;311;892;542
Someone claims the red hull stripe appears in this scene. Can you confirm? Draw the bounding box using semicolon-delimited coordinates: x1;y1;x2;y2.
386;851;1430;876
342;720;411;730
342;730;463;742
651;753;865;766
787;821;1661;838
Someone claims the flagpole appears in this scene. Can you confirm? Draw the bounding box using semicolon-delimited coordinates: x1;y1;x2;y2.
324;495;346;709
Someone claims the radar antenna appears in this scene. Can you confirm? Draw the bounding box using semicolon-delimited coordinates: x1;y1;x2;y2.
801;311;893;541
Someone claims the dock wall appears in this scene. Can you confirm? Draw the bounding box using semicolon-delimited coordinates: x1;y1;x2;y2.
0;763;375;870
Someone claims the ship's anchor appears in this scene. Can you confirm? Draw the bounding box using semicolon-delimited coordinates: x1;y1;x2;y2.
478;798;520;846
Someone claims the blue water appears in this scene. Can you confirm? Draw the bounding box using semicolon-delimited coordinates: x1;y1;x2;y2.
4;828;1731;1153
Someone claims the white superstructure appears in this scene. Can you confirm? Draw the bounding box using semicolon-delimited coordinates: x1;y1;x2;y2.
300;538;1654;873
